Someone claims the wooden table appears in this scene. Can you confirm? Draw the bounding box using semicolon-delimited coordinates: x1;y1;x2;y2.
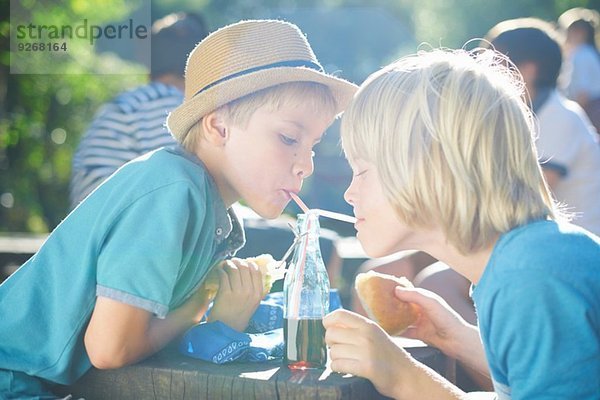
56;340;452;400
2;234;455;398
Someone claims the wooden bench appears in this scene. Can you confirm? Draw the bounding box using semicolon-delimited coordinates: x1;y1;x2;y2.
0;233;47;281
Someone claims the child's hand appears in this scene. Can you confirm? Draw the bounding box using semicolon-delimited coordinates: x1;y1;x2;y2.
324;309;414;399
207;258;264;332
393;287;471;357
325;308;468;399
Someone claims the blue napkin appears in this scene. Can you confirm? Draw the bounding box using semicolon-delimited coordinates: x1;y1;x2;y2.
179;290;341;364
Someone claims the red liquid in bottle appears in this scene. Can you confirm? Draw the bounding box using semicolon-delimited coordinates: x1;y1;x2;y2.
284;318;327;369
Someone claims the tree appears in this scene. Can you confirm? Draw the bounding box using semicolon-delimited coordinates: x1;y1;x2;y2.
1;0;146;231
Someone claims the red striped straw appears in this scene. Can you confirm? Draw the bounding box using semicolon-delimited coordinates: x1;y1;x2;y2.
290;228;310;317
288;192;312;318
289;192;309;213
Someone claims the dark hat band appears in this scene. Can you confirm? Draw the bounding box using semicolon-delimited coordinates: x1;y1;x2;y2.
192;59;324;98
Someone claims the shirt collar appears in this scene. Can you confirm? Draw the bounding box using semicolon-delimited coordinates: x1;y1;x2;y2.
220;208;245;257
213;204;245;256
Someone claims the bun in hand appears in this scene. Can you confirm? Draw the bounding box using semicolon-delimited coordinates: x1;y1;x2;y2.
355;270;419;335
204;254;285;299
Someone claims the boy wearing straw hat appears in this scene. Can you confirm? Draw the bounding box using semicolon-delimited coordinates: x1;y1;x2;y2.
0;20;356;399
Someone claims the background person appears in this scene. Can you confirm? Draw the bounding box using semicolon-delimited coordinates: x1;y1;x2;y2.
69;12;208;207
487;17;600;236
557;7;600;134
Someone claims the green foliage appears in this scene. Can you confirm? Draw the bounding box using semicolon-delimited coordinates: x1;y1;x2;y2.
1;0;146;232
0;72;147;232
407;0;600;48
1;0;597;232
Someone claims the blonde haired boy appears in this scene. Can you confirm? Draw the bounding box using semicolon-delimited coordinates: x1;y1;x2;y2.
324;48;600;399
0;20;356;398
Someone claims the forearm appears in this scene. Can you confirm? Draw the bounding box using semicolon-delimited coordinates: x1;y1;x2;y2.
86;295;207;369
443;324;490;378
395;354;465;400
396;354;496;400
134;305;202;361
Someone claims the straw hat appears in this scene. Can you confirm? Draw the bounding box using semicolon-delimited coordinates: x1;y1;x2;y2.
167;19;358;141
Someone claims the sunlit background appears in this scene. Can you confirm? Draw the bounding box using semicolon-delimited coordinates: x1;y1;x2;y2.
1;0;598;234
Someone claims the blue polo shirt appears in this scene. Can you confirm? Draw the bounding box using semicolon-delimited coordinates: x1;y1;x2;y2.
472;219;600;399
0;146;244;396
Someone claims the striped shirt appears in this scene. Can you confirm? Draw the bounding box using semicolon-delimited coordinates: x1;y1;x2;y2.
69;82;183;207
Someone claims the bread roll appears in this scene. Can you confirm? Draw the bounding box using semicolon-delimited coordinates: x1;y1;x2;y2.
355;270;419;335
204;254;285;299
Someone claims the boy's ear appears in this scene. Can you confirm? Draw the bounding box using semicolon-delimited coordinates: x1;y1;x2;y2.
201;111;229;145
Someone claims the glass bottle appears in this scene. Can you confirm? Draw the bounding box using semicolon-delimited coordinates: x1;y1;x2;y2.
283;211;330;369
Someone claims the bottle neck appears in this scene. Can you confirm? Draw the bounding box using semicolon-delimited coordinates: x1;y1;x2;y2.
292;212;325;272
296;212;320;241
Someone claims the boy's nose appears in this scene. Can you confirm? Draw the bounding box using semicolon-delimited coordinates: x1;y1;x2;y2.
294;151;314;179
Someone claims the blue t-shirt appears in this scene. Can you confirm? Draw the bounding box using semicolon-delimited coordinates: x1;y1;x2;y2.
0;146;244;390
472;220;600;399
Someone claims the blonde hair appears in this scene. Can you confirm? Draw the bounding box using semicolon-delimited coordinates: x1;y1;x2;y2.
182;82;337;151
341;48;558;254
